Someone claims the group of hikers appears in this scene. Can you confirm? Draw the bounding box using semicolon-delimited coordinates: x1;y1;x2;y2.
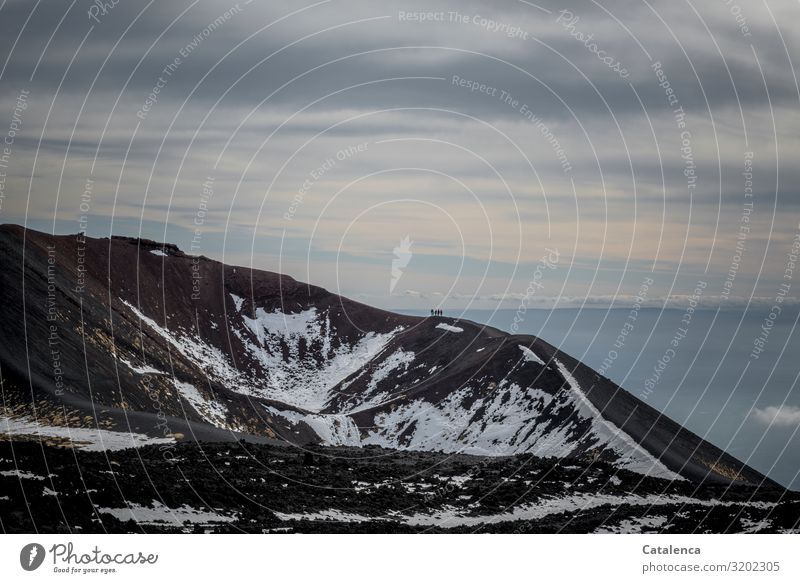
430;308;443;316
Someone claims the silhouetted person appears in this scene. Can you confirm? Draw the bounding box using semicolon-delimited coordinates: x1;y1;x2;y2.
430;309;434;316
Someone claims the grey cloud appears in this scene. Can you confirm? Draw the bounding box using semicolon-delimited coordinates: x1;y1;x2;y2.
1;0;798;306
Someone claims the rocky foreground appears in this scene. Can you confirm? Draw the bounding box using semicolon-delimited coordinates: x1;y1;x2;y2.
1;440;797;534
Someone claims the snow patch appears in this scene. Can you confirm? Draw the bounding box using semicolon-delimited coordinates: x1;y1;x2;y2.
173;380;230;428
401;493;772;527
121;299;248;389
359;360;682;481
120;358;166;375
363;381;561;456
229;293;245;312
518;345;545;365
436;323;463;333
553;359;683;481
271;493;771;529
97;501;236;526
740;517;772;533
238;306;403;411
0;469;46;480
121;298;404;413
359;350;416;400
274;509;369;523
265;406;361;447
595;515;669;533
1;415;175;451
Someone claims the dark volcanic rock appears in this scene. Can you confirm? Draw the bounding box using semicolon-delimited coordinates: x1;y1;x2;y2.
0;222;785;530
0;441;796;534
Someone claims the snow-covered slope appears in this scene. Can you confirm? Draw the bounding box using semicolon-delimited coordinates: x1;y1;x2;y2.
234;301;404;410
0;225;777;487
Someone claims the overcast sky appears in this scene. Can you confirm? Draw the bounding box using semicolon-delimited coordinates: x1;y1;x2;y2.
1;0;798;310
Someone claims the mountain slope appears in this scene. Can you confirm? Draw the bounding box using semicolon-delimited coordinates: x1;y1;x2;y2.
0;224;779;487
